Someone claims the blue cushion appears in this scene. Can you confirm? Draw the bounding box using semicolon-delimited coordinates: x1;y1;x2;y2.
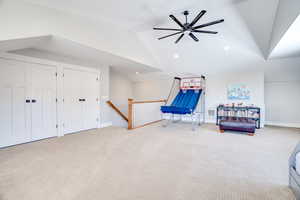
161;90;202;114
161;106;175;113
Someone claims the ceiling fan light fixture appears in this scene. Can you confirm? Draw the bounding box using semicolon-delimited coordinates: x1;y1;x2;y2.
173;53;180;59
224;46;230;51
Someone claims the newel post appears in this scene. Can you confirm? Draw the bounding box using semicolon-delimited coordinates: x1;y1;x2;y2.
128;98;133;130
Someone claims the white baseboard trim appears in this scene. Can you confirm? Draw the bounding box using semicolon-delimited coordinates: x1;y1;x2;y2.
206;119;216;124
265;121;300;128
100;122;113;128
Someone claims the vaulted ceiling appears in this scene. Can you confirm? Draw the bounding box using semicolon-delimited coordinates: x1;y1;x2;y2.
0;0;300;77
270;15;300;59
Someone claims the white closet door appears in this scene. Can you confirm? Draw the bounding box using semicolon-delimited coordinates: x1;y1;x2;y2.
0;59;31;148
81;72;99;130
31;64;57;141
63;69;83;134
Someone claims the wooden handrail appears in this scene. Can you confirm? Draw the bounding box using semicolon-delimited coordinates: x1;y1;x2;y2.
128;98;166;130
106;101;128;122
128;99;133;130
131;120;164;130
107;99;164;130
132;99;167;104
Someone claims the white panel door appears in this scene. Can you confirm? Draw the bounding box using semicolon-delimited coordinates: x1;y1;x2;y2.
63;69;83;134
31;64;57;141
0;59;31;148
81;72;99;130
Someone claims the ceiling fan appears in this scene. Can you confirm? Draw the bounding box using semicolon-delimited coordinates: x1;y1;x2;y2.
153;10;224;43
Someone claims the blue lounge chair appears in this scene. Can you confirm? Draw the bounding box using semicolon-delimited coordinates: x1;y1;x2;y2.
161;89;202;115
161;89;203;130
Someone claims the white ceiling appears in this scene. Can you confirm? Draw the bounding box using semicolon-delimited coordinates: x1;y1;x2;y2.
22;0;278;57
0;35;51;52
1;0;300;79
269;15;300;59
8;36;160;79
21;0;211;29
18;0;282;73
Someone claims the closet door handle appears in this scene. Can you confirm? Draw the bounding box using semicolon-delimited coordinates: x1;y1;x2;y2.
25;100;31;103
31;99;37;103
82;99;86;102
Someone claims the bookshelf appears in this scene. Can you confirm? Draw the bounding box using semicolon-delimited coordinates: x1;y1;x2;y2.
216;105;261;129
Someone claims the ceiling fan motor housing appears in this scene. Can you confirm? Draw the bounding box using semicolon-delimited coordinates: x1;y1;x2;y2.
183;10;189;16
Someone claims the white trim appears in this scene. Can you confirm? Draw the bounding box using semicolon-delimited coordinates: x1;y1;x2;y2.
265;80;300;84
206;119;216;124
0;52;100;73
265;121;300;128
0;52;59;67
100;122;113;128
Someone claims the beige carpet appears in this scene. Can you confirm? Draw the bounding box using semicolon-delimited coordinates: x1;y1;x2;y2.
0;123;300;200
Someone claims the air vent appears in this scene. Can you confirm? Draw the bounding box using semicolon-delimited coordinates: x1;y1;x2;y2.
208;110;215;117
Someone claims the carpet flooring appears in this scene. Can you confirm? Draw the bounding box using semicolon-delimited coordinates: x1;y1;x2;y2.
0;123;300;200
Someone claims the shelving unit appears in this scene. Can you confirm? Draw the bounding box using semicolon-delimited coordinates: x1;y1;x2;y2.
216;105;261;129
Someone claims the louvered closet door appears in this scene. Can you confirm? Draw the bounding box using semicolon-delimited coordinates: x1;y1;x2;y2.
81;71;99;130
30;64;57;141
0;59;31;148
63;69;83;134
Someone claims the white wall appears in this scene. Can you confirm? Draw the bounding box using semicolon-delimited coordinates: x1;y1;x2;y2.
133;102;165;127
205;71;265;125
133;71;265;126
265;58;300;127
110;73;172;128
133;62;300;129
110;70;133;127
264;59;300;128
265;81;300;128
133;79;173;101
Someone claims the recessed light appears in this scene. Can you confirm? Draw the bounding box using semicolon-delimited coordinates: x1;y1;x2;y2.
224;46;230;51
173;53;179;59
135;72;140;74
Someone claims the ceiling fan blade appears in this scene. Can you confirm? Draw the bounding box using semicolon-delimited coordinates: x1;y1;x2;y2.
158;31;184;40
175;34;185;44
193;19;224;29
169;15;185;29
153;27;183;31
189;33;199;42
192;30;218;34
188;10;207;28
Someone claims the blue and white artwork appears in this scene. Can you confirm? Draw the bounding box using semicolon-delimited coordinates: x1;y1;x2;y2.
227;84;250;100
